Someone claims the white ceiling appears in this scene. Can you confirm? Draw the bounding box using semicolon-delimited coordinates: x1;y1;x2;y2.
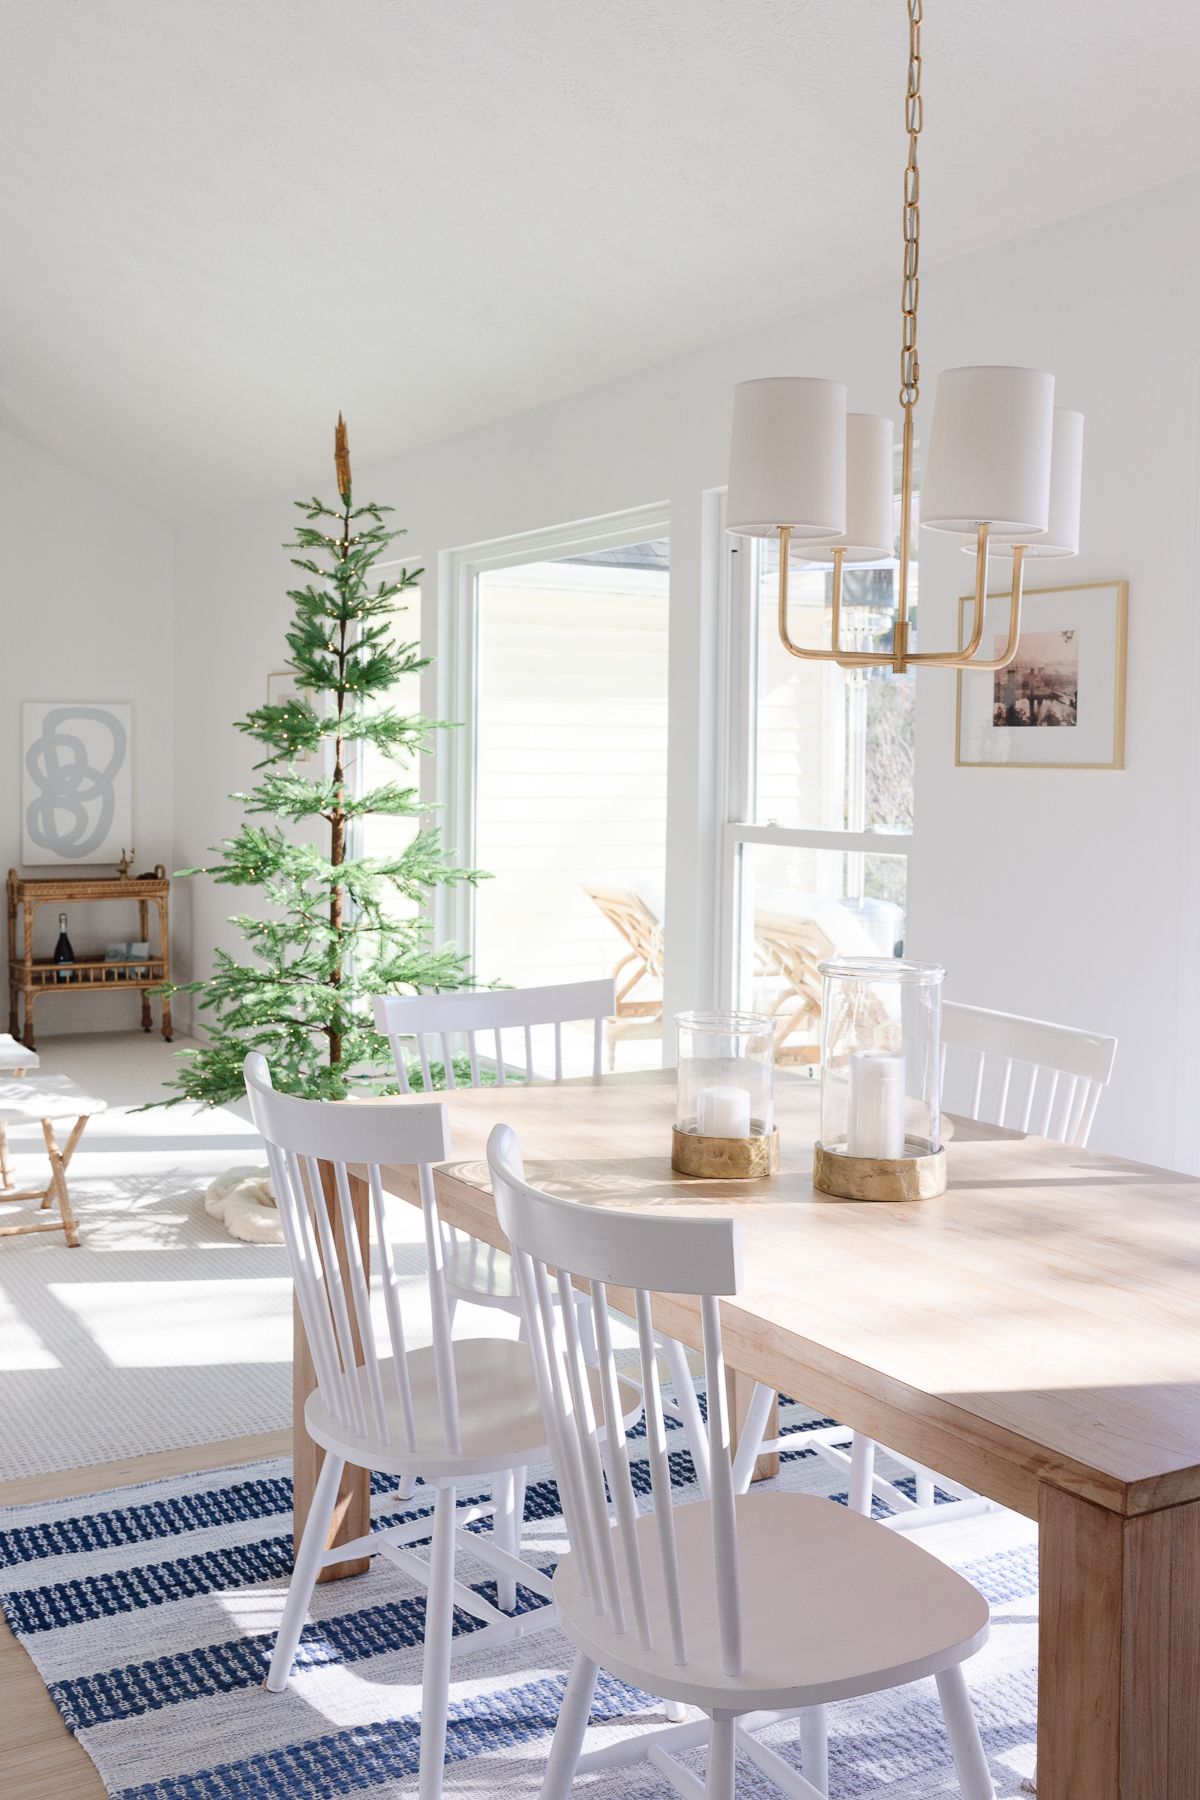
4;0;1199;522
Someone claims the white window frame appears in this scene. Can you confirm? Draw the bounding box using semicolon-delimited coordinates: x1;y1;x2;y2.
435;502;672;970
711;491;918;1018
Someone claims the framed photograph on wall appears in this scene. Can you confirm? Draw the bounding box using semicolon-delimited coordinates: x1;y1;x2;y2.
955;579;1128;769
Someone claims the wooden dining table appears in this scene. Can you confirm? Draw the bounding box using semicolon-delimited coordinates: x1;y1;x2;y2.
294;1067;1200;1800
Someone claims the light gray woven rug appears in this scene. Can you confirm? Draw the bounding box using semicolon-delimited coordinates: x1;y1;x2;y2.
0;1076;295;1477
0;1403;1040;1797
0;1034;460;1479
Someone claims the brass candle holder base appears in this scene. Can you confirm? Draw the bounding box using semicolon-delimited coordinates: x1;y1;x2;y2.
672;1125;781;1180
812;1142;947;1202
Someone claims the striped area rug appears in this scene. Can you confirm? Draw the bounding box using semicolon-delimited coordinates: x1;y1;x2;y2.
0;1403;1040;1797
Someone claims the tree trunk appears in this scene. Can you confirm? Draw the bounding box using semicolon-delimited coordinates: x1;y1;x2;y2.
327;497;351;1068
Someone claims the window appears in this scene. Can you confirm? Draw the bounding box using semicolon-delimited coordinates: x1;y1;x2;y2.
754;535;915;836
440;511;671;1072
720;494;916;1065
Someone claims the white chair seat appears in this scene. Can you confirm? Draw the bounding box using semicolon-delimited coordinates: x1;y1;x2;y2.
553;1489;989;1714
305;1334;641;1481
0;1074;108;1122
443;1231;520;1305
0;1034;38;1071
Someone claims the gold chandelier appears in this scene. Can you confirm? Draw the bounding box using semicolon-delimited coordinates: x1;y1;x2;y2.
726;0;1083;676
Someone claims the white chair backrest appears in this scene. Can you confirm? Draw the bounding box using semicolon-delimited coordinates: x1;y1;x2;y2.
941;1001;1117;1147
487;1122;746;1677
243;1052;459;1454
373;979;617;1091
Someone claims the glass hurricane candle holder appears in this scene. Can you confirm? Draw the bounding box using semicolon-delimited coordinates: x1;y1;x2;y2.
814;958;947;1201
672;1009;780;1180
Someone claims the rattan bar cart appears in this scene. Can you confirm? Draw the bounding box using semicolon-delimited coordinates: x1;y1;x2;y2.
6;867;172;1050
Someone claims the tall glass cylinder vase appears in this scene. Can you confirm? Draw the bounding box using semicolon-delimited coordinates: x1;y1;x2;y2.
814;958;947;1200
672;1010;780;1179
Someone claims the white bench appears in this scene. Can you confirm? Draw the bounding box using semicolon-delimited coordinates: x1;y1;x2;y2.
0;1063;107;1247
0;1033;38;1192
0;1032;38;1072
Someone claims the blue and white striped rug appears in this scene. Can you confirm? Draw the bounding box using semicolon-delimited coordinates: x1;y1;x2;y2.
0;1404;1040;1797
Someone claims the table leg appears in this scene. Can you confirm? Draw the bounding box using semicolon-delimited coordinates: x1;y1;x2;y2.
1038;1482;1200;1798
156;895;172;1041
136;899;152;1030
39;1113;90;1208
6;885;16;1036
726;1367;779;1483
21;901;35;1049
41;1118;81;1248
292;1164;372;1581
0;1122;12;1192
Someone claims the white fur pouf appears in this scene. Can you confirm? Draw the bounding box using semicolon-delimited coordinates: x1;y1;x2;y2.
203;1165;284;1245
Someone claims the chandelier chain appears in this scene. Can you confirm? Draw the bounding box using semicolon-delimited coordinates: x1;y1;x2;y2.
900;0;922;410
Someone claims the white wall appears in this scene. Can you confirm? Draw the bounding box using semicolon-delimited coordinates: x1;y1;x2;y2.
2;428;175;1035
173;173;1200;1168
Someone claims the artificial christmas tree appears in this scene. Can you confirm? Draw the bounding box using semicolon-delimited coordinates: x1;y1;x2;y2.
164;416;480;1106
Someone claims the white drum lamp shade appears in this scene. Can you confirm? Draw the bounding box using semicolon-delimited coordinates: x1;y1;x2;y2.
796;412;895;566
727;377;847;539
921;365;1055;536
985;408;1083;559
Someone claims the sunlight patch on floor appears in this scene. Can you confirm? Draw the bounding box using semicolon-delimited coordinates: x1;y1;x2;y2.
49;1277;294;1366
0;1286;60;1370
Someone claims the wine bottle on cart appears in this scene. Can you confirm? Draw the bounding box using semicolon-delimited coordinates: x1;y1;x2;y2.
53;912;75;982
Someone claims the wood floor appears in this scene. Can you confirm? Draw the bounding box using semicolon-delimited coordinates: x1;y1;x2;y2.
0;1429;291;1800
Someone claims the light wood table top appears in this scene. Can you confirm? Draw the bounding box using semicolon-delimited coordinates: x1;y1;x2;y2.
377;1067;1200;1522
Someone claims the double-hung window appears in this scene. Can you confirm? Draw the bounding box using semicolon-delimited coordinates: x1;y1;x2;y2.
717;497;916;1064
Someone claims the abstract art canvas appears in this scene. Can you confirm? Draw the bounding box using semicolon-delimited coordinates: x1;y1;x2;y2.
22;701;133;864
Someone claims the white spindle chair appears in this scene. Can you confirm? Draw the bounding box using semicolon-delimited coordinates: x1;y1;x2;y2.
754;1002;1119;1530
374;979;710;1523
488;1122;997;1800
940;1001;1118;1148
373;980;615;1324
244;1053;638;1800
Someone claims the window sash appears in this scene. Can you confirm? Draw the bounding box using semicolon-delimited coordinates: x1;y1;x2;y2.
715;517;914;1016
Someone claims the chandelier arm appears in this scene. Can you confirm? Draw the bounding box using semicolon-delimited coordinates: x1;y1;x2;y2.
956;544;1027;670
830;547;898;666
776;531;893;668
831;549;880;662
906;544;1027;669
905;524;991;664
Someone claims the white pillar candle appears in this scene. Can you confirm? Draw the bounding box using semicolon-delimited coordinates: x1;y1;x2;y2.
846;1051;906;1159
697;1084;752;1139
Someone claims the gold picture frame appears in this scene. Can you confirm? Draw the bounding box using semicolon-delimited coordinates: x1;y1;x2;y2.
954;578;1128;770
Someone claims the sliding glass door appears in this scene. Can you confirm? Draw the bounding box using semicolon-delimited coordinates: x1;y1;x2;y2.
461;517;670;1070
